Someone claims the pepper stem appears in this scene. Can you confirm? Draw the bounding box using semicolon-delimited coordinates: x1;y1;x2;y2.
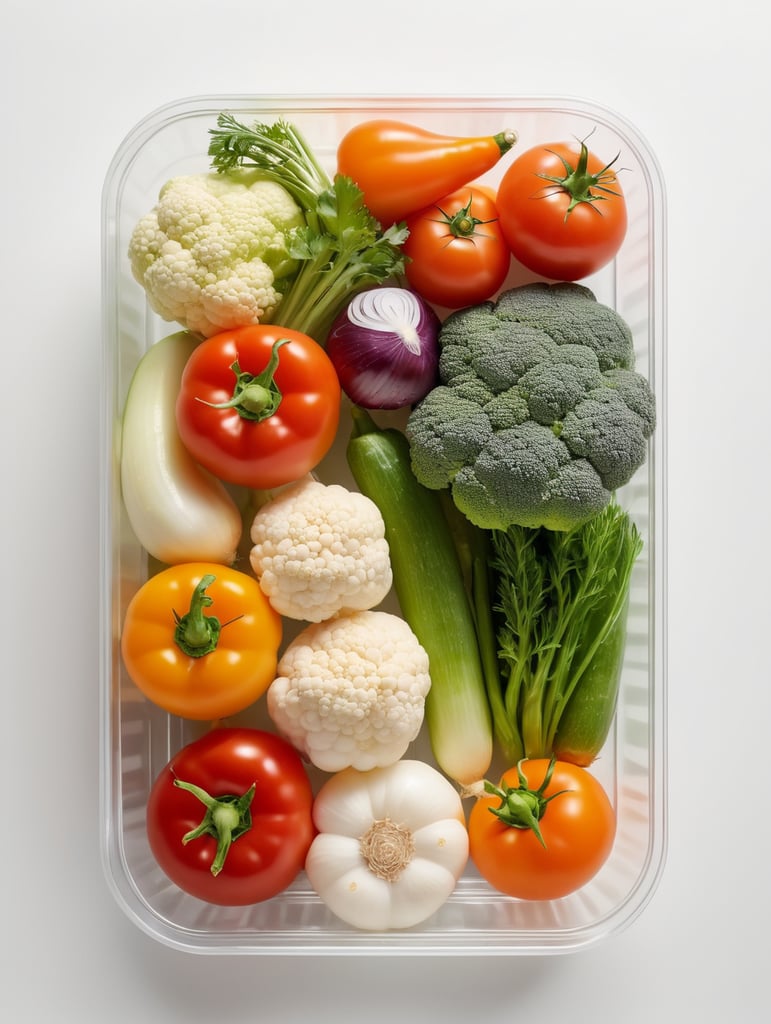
173;778;256;876
494;129;519;156
483;757;570;848
196;338;290;421
172;574;222;658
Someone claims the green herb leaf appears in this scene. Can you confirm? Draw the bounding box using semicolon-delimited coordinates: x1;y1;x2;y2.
208;113;407;342
491;500;642;762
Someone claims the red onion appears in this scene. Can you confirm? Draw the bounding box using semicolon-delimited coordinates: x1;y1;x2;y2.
325;287;441;409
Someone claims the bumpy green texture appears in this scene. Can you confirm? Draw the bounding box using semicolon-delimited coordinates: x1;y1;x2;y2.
405;282;656;531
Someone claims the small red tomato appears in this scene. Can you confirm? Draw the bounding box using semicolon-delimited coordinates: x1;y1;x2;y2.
146;728;315;906
403;186;511;308
175;324;341;489
496;137;628;281
468;758;616;901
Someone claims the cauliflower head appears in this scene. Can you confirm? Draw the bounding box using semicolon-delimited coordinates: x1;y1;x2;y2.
267;610;431;772
406;282;656;532
249;478;393;622
128;169;305;338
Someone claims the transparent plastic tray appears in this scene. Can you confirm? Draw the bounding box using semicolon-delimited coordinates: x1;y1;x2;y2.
99;94;667;955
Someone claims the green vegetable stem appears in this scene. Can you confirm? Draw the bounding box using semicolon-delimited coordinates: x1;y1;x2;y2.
173;778;255;876
172;574;222;658
199;340;289;421
208;114;407;343
491;501;642;764
483;757;569;848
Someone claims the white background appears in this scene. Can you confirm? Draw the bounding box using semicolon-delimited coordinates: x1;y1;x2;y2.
4;1;768;1020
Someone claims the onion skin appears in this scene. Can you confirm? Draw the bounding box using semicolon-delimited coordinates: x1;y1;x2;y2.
326;287;441;409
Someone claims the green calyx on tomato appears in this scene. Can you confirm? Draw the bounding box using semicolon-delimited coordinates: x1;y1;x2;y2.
147;728;314;904
483;757;570;848
173;777;256;876
537;138;622;220
172;574;223;658
176;324;341;491
436;196;495;239
199;339;290;421
403;185;511;308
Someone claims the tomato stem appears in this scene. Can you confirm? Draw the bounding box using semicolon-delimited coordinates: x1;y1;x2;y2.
172;574;222;658
197;338;290;421
435;193;497;240
173;778;256;876
536;138;622;220
483;757;570;848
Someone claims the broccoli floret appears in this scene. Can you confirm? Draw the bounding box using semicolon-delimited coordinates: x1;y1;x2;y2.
453;423;610;531
494;281;636;371
407;389;493;490
405;283;656;531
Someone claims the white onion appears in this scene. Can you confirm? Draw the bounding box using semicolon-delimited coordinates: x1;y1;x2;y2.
326;287;441;409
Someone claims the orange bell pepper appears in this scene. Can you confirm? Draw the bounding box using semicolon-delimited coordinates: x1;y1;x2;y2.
120;562;282;720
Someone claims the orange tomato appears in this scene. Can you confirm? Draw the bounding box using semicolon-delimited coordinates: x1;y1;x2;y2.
403;186;511;308
468;758;616;900
121;563;282;720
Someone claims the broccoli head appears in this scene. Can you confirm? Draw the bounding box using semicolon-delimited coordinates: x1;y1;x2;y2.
405;282;656;531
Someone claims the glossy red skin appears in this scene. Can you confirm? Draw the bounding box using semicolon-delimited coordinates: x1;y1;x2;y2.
403;186;512;309
468;759;616;901
146;728;315;906
175;324;341;489
496;141;628;281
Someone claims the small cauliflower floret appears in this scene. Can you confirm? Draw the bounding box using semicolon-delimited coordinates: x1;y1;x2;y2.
128;169;305;337
249;478;393;622
267;610;431;772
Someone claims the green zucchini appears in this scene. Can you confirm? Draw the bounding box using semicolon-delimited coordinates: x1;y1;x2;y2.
346;407;493;788
552;595;631;765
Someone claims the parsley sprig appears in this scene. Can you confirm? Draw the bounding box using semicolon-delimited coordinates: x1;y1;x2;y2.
209;113;407;342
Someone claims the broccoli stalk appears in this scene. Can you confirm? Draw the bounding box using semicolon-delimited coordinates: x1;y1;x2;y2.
208;114;407;343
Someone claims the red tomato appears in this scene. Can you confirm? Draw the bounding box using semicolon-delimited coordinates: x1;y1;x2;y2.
403;186;511;309
175;324;341;489
146;728;315;906
496;138;628;281
468;758;616;901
